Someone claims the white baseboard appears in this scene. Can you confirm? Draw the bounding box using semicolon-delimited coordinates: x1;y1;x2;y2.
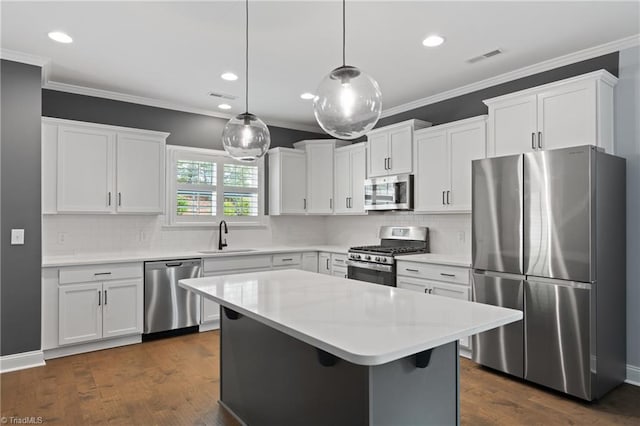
44;335;141;360
199;320;220;332
626;364;640;386
0;350;46;373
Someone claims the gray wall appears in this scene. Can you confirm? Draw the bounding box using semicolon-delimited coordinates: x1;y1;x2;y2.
377;53;618;127
41;90;326;149
614;46;640;371
1;60;42;356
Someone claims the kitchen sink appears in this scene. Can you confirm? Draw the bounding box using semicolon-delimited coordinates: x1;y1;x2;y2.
198;249;258;254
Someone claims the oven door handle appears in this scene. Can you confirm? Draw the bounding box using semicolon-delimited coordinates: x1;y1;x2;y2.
346;260;394;273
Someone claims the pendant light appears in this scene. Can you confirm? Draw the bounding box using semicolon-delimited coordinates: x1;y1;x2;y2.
222;0;271;162
313;0;382;140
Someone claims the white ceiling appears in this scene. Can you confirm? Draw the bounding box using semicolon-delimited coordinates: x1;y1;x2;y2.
2;1;639;131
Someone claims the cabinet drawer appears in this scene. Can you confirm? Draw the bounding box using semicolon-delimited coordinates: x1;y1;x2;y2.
59;263;142;284
397;261;469;285
331;253;348;268
272;253;302;267
204;255;271;273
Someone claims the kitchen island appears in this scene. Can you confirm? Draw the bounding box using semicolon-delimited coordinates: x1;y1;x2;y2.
180;269;521;425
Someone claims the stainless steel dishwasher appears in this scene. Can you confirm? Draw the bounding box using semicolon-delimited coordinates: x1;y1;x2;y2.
143;259;202;335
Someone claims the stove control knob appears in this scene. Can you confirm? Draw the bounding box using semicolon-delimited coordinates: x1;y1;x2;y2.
375;256;381;262
365;255;371;261
380;257;386;263
354;254;361;260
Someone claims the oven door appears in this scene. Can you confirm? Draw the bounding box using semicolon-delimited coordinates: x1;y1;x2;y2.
347;260;396;286
364;174;413;211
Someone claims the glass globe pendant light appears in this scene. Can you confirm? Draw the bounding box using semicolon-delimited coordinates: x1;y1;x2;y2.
222;0;270;162
313;0;382;140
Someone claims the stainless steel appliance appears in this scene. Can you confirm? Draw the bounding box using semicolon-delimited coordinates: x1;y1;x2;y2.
471;145;626;401
347;226;429;286
364;174;413;211
144;259;202;334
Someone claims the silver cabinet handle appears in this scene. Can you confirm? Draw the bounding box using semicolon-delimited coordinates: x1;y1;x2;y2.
108;192;111;206
440;273;456;277
350;197;353;208
387;157;392;170
405;268;419;272
282;258;293;262
531;132;536;150
118;192;122;206
326;258;330;269
98;290;101;306
104;290;107;305
94;272;112;276
446;190;450;205
538;131;542;149
384;158;388;170
442;191;445;205
303;198;307;210
335;258;345;263
329;198;333;209
346;197;349;208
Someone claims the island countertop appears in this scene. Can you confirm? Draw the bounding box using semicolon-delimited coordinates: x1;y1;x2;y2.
179;269;522;366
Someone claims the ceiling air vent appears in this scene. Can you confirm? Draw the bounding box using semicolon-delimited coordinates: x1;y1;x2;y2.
208;91;237;100
466;48;503;64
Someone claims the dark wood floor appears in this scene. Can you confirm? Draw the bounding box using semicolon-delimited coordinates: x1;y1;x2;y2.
2;331;639;425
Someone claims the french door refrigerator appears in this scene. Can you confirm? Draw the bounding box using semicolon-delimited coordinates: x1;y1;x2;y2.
471;145;626;401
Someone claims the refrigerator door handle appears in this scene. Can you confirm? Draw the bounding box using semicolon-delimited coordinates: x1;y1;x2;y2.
526;276;592;289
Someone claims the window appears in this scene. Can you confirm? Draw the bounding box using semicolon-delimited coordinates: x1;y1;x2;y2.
166;146;265;226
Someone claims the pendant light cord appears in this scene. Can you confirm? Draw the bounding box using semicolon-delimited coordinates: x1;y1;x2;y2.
342;0;346;66
245;0;249;114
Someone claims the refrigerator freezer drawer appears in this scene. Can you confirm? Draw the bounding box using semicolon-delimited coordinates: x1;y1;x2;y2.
524;278;593;400
471;272;524;378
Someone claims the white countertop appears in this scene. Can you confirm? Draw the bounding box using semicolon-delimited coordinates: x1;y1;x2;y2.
179;269;521;366
396;253;472;268
42;245;349;267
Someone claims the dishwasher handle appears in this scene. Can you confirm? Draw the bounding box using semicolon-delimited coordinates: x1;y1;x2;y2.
165;262;183;267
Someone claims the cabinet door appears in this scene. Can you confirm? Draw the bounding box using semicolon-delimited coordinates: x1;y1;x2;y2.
202;298;220;323
537;80;597;151
306;144;334;214
449;122;486;211
367;132;389;177
281;151;307;214
116;133;164;213
349;146;367;214
429;281;471;349
397;277;429;293
59;282;103;345
318;253;332;275
332;267;348;279
102;279;143;338
388;126;413;174
334;149;351;214
57;125;115;213
414;130;449;212
488;95;537;157
302;252;319;273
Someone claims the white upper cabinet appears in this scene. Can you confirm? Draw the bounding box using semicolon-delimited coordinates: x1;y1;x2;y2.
116;132;165;213
334;143;367;214
268;148;306;215
297;141;336;214
43;118;169;214
484;70;617;157
366;119;431;177
415;116;487;213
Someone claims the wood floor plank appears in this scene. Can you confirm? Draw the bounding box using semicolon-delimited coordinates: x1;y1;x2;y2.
2;330;638;425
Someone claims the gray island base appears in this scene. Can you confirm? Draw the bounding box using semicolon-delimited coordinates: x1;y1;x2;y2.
219;307;459;426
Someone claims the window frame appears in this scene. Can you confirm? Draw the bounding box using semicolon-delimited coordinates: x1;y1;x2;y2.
166;145;266;228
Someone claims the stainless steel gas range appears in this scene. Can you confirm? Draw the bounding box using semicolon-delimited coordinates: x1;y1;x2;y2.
347;226;429;286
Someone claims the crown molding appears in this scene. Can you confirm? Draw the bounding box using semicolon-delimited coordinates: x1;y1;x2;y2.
381;34;640;119
43;80;323;134
0;48;49;67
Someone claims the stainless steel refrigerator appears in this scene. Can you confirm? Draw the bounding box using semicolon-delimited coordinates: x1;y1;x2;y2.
471;145;626;401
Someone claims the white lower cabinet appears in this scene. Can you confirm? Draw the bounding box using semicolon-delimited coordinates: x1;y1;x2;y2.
331;253;348;278
397;261;471;351
318;252;332;275
302;252;319;273
56;263;143;347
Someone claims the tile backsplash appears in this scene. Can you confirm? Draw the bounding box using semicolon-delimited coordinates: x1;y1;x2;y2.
43;213;471;257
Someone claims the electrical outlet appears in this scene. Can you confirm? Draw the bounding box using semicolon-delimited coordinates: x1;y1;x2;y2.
57;232;67;245
11;229;25;245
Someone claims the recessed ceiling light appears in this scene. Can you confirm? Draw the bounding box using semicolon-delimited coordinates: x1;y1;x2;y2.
218;104;232;110
422;35;445;48
48;31;73;44
221;72;238;81
300;92;315;100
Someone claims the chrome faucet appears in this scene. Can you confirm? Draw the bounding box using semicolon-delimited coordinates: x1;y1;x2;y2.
218;220;228;250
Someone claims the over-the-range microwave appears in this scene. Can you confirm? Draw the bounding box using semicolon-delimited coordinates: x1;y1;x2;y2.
364;174;414;211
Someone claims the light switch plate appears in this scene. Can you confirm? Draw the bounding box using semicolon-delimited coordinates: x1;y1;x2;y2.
11;229;25;245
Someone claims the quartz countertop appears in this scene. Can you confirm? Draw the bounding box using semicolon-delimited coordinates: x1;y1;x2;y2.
395;253;472;268
179;269;521;366
42;245;349;267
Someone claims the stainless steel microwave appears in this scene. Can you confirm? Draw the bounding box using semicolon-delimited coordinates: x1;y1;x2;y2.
364;174;414;211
